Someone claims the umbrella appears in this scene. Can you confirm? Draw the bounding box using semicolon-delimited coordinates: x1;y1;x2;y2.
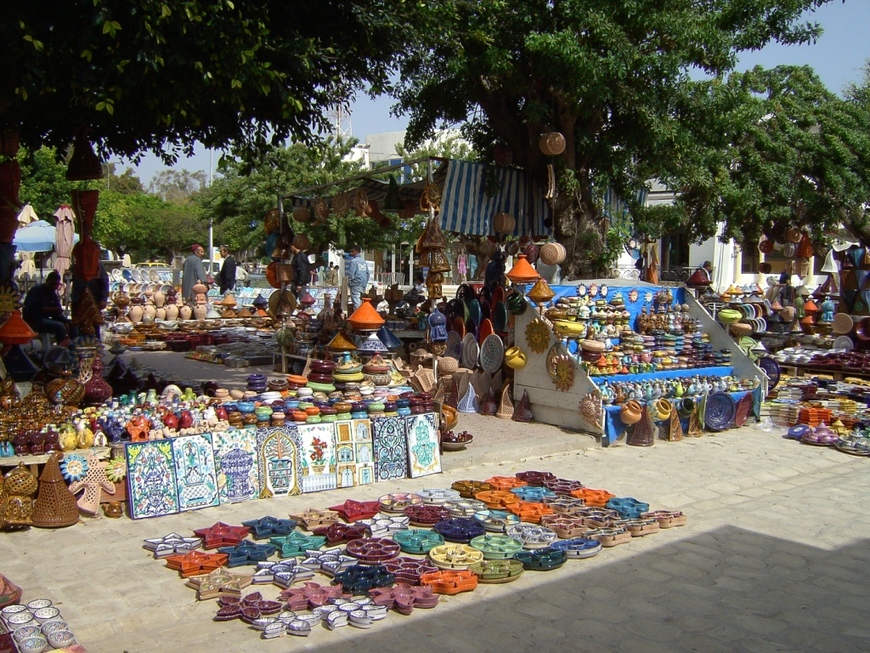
12;220;75;252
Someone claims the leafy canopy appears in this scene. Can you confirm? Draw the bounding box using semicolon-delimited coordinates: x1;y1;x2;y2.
2;0;406;162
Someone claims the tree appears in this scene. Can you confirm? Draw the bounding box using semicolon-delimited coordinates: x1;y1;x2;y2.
148;170;207;204
2;0;407;162
393;0;840;277
647;65;870;250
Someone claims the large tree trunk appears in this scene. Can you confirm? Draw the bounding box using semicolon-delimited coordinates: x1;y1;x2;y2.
550;189;610;280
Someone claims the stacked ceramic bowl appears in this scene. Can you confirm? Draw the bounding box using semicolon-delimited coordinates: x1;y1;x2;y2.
1;600;76;652
246;373;268;393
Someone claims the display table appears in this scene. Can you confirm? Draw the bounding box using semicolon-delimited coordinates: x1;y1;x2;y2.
0;447;111;476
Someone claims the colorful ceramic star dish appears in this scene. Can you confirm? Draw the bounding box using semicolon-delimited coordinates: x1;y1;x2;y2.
403;504;451;526
290;508;341;530
213;591;284;622
311;521;369;545
392;528;445;554
165;550;228;578
345;537;401;564
332;564;396;595
381;557;439;585
192;522;251;549
327;500;381;523
298;548;357;577
241;516;298;539
185;567;253;600
549;538;603;559
279;582;349;611
451;479;495;498
433;517;487;543
512;547;568;571
143;532;204;559
419;569;479;594
217;540;278;567
250;560;315;586
467;558;525;584
269;532;327;558
368;584;440;614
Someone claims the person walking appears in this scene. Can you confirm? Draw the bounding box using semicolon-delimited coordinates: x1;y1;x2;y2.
182;244;209;303
347;245;369;310
290;238;311;301
217;245;237;294
326;263;339;287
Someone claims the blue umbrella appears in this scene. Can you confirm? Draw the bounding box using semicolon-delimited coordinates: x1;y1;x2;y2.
13;220;79;253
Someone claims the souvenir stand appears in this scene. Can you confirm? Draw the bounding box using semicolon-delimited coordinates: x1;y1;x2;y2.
512;279;767;446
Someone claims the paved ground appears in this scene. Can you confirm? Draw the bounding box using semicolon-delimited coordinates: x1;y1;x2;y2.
2;353;869;652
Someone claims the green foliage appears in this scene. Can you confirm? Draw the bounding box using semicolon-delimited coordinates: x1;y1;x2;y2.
2;0;407;162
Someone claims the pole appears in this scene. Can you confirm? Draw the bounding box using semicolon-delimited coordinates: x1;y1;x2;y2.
208;217;214;276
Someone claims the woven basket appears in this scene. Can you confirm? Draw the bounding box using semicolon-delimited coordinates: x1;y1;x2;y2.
512;390;533;423
539;242;566;266
293;206;311;223
493;212;516;235
539;132;566;156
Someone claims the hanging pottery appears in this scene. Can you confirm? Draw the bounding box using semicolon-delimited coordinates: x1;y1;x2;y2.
525;318;550;354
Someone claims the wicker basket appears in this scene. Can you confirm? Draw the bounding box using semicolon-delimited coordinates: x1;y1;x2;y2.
493;212;516;235
293;206;311;223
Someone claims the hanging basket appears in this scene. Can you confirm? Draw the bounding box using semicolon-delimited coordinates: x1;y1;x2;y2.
493;212;516;235
539;132;566;156
293;206;311;223
539;242;566;266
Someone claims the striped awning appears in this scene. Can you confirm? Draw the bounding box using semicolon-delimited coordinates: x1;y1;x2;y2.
439;161;551;236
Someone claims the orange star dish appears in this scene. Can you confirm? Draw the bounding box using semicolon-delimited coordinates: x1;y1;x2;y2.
192;522;251;549
165;550;229;578
484;476;528;491
420;569;479;595
506;501;554;524
570;488;616;507
473;490;520;510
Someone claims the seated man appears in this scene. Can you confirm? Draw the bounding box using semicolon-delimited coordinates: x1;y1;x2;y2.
23;271;71;347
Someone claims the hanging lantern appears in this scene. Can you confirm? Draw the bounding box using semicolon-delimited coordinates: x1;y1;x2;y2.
314;199;330;223
264;209;282;234
354;189;371;217
66;128;103;181
428;249;452;274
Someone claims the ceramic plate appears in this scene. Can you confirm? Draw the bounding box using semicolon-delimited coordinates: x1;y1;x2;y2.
478;319;494;344
480;334;505;374
704;392;736;431
452;317;466;338
468;299;482;328
576;284;587;297
833;335;854;351
490;286;505;310
493;302;508;333
446;331;462;360
461;333;480;369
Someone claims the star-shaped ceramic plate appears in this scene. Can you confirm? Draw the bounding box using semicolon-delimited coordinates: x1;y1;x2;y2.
185;567;253;600
217;540;278;567
298;548;357;577
165;550;229;578
290;508;341;530
327;500;381;522
241;516;298;539
193;522;251;549
250;560;315;587
143;532;203;558
269;532;327;558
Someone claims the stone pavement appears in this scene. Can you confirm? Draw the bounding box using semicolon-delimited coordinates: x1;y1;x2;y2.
2;418;868;653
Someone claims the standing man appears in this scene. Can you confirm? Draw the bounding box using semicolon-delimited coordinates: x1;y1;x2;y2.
217;245;237;294
347;245;369;310
290;237;311;301
182;243;209;303
326;263;339;287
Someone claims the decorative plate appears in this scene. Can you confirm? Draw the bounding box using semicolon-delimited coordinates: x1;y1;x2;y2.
446;331;462;359
576;284;587;297
588;283;598;297
599;284;608;298
452;317;466;339
733;393;753;427
492;301;509;333
59;453;88;482
628;289;639;303
833;335;854;351
467;299;482;329
460;333;480;369
480;334;505;374
757;357;780;390
525;318;550;354
546;346;574;391
704;392;736;432
737;336;759;361
478;319;494;344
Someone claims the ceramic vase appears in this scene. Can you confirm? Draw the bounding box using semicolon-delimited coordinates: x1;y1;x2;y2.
164;304;179;320
179;305;192;320
128;304;144;324
193;304;208;320
152;291;165;308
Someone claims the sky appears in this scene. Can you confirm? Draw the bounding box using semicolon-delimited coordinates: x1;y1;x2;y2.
124;0;870;187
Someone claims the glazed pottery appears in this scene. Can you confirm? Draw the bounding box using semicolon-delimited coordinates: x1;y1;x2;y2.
619;400;643;426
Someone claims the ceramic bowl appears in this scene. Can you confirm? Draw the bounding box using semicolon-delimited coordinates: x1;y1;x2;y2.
32;607;60;623
17;636;47;653
40;620;69;636
13;625;43;642
26;600;52;611
2;604;27;617
6;611;34;627
47;630;76;648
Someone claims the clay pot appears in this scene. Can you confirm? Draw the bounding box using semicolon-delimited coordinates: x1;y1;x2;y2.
192;282;208;295
193;305;208;320
128;305;144;324
153;291;165;308
653;398;673;422
143;305;157;320
164;304;179;320
620;400;643;426
503;346;527;370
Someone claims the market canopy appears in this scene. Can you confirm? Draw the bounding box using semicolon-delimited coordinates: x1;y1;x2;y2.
285;157;552;237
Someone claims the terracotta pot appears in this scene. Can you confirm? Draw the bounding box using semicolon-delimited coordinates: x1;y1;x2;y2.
620;400;643;426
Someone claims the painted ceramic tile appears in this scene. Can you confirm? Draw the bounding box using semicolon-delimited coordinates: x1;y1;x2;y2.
256;425;303;497
335;441;357;488
405;412;442;478
171;433;220;511
371;416;408;481
297;423;338;493
353;419;373;442
357;464;375;486
335;420;354;443
126;440;179;519
212;427;260;504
